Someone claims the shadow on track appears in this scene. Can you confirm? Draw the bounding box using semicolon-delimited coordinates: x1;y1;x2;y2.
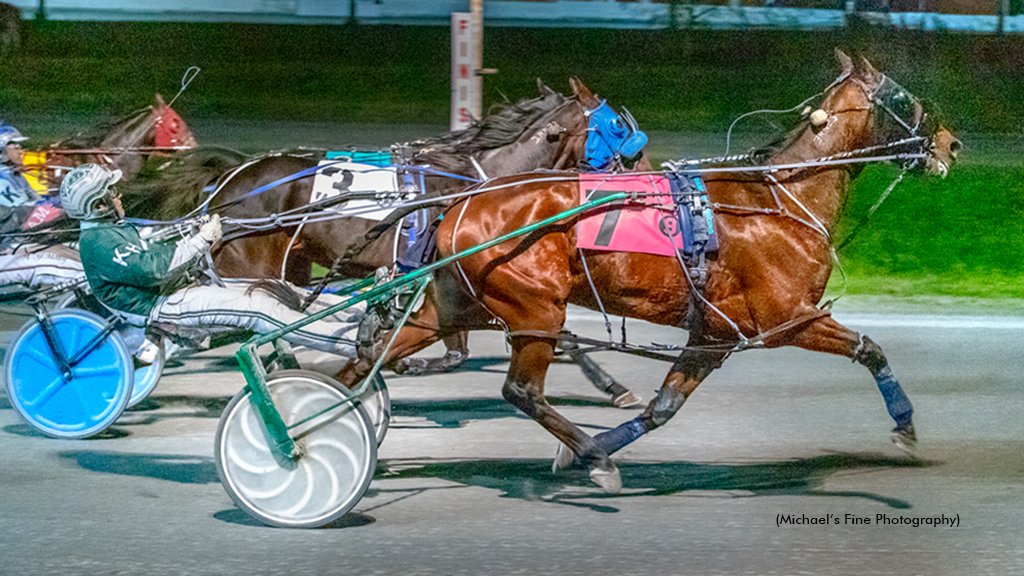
60;451;219;484
372;453;931;512
57;449;930;523
390;396;619;429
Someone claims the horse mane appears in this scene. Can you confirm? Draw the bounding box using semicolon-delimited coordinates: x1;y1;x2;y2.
120;146;250;222
408;92;569;175
50;106;154;149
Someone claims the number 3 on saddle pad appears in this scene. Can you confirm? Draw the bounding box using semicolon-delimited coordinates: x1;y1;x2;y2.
310;161;403;221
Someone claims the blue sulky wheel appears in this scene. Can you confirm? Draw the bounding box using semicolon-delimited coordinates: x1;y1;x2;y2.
128;339;165;408
215;370;377;529
55;290;165;408
4;309;134;438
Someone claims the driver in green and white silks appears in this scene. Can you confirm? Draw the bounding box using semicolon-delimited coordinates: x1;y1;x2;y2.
61;163;364;362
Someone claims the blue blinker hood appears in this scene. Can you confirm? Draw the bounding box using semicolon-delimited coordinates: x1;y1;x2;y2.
584;100;648;171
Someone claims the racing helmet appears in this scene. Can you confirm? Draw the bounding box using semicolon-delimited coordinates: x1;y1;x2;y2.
0;121;28;163
60;163;123;220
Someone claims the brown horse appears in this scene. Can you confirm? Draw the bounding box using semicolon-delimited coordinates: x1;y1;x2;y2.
22;94;196;193
344;51;961;491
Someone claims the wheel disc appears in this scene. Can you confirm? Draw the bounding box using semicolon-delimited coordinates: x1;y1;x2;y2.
4;309;133;438
128;340;165;407
360;373;391;446
215;370;377;528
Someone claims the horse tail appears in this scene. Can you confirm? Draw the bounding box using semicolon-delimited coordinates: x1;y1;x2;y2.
245;279;303;311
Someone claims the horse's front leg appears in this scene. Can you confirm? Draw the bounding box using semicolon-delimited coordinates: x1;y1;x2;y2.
555;342;727;469
505;336;621;493
787;316;916;452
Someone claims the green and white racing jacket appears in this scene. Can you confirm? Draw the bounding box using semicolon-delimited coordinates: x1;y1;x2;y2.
79;220;210;317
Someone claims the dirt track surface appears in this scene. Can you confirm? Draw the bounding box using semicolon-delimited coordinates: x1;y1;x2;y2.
1;299;1022;575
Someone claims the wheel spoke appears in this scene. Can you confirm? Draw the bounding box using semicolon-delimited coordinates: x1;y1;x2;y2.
18;375;64;409
19;343;60;373
74;365;126;379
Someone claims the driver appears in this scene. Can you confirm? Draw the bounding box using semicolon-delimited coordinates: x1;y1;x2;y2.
0;121;35;207
61;162;364;362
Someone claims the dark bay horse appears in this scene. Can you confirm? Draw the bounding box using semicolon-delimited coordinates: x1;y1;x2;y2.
348;52;962;491
171;80;647;406
205;79;639;284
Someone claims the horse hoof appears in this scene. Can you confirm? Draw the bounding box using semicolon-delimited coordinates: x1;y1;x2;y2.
394;358;428;376
553;443;577;473
891;425;917;455
589;465;622;494
612;390;642;409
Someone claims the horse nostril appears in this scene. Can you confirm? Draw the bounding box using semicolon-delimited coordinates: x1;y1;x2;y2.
950;139;963;158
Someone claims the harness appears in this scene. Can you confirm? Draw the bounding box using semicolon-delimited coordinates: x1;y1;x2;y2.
499;73;938;357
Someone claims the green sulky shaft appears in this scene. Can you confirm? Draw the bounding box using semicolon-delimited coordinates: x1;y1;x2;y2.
235;189;628;459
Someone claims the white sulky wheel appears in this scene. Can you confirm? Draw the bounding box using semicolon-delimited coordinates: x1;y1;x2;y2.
361;373;390;446
4;309;134;438
214;370;377;528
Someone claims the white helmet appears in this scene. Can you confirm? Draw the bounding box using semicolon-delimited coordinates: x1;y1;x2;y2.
60;163;123;220
0;122;27;163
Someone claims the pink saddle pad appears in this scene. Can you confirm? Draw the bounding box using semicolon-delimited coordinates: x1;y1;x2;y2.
577;174;683;257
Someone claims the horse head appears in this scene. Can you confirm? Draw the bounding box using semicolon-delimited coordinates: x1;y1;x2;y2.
413;80;648;181
97;93;197;181
817;50;960;178
568;78;649;171
152;93;198;151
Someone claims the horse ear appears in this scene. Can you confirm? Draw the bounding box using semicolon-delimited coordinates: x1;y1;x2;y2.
835;49;853;76
570;78;595;102
537;79;555;97
855;56;882;84
155;93;166;108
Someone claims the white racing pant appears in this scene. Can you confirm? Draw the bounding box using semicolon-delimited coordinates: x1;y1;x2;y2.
0;249;84;288
153;280;364;359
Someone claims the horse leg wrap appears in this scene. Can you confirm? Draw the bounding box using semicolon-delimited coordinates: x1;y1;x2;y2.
594;417;649;456
874;366;914;429
650;386;687;428
856;336;913;429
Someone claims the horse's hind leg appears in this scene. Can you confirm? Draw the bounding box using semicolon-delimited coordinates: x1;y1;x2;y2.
788;316;915;453
559;340;641;408
394;331;469;375
506;335;621;492
555;342;727;468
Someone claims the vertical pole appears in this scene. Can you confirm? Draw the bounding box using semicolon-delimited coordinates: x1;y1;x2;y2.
451;12;474;130
471;0;484;122
998;0;1009;35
